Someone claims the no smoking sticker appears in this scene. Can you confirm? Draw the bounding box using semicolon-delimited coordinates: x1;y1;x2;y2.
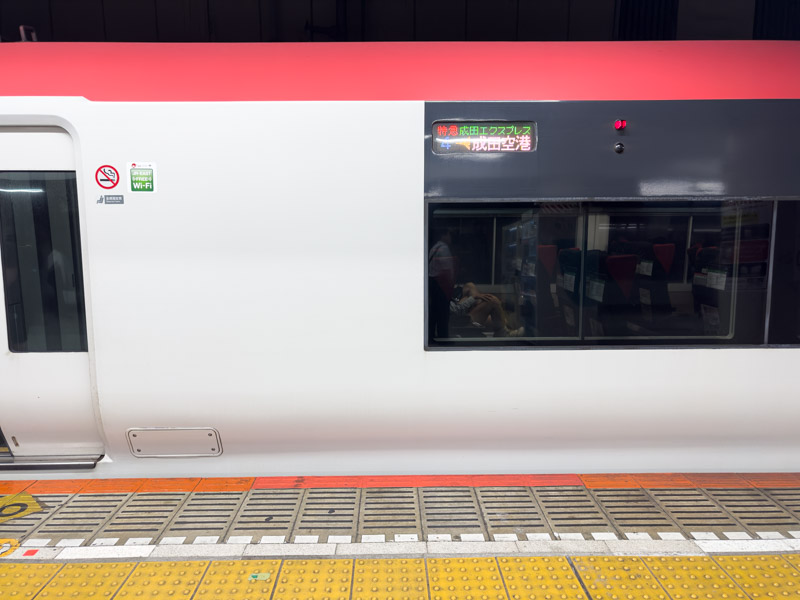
95;165;120;189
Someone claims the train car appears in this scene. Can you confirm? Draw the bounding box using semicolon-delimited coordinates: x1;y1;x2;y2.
1;41;799;478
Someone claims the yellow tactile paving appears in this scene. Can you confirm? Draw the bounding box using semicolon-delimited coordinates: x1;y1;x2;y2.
643;557;748;600
353;558;428;600
572;556;669;600
786;556;800;572
272;559;353;600
115;560;209;598
37;562;135;598
713;556;800;599
428;557;507;600
195;559;281;599
498;556;585;600
0;563;62;599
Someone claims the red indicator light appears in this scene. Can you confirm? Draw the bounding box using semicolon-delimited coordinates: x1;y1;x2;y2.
614;119;627;130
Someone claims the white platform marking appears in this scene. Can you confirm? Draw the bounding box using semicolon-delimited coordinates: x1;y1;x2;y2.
556;533;584;541
337;542;427;556
55;539;84;547
756;531;785;539
696;539;793;553
227;536;253;544
592;532;618;541
690;532;719;540
90;538;119;546
394;534;419;542
124;538;152;546
658;532;685;540
460;534;485;542
294;535;319;544
723;532;752;540
625;533;652;540
159;537;186;545
790;531;800;539
193;536;219;544
259;535;285;544
361;535;386;543
327;536;352;544
526;533;551;541
57;545;155;560
152;544;244;558
244;543;336;557
22;539;51;547
493;534;518;542
428;534;452;542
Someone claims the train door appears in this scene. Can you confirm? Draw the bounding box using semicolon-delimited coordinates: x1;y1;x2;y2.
0;127;104;468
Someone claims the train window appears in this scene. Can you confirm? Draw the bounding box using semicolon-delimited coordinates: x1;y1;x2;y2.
0;172;88;352
427;199;800;348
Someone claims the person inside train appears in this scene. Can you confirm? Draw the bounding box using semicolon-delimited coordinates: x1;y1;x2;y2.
428;228;456;340
450;282;524;337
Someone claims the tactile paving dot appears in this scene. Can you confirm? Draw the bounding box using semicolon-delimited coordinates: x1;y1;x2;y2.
498;556;584;600
572;556;669;600
713;556;800;599
273;559;353;600
195;559;281;599
428;557;508;600
353;558;428;600
0;563;63;598
116;560;209;598
37;562;135;598
642;557;748;600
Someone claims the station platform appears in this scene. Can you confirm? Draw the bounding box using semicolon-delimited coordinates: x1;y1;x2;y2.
2;473;800;565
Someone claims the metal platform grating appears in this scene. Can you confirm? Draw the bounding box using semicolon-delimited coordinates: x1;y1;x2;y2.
647;488;746;537
0;493;72;541
91;492;189;544
703;488;800;537
763;488;800;519
225;489;303;542
533;486;616;536
476;487;549;539
590;489;681;536
420;488;486;539
156;492;246;544
294;489;360;540
357;488;421;540
26;493;131;545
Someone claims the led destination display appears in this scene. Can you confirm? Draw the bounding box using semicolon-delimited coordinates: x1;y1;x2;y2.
433;121;536;154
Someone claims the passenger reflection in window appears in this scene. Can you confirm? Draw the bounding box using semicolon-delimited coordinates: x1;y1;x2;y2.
428;229;456;341
450;282;524;337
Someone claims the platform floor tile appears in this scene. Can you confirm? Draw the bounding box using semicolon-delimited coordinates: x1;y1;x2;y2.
0;562;62;598
35;562;135;598
713;555;800;599
195;559;281;599
429;557;507;600
572;556;669;600
784;555;800;571
497;556;585;600
353;558;427;600
273;559;353;600
642;556;749;600
115;560;209;598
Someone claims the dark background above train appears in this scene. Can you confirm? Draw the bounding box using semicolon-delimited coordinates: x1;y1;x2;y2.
0;0;798;44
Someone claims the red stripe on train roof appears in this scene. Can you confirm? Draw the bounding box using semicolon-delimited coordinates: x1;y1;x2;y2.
1;41;800;102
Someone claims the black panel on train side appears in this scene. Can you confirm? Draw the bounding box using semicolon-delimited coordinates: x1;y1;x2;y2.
424;100;800;199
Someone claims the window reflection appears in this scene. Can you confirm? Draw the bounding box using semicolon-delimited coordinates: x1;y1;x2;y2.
428;200;785;347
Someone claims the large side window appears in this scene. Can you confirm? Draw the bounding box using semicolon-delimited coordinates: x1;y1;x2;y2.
0;172;87;352
427;199;799;348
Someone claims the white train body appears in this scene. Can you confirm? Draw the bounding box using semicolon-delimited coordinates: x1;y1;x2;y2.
1;41;799;478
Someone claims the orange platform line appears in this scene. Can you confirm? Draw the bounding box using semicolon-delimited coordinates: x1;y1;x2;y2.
25;479;90;494
80;478;145;493
579;474;641;489
682;473;752;488
195;477;255;492
631;473;694;488
0;480;34;495
253;474;583;489
740;473;800;488
138;478;201;493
